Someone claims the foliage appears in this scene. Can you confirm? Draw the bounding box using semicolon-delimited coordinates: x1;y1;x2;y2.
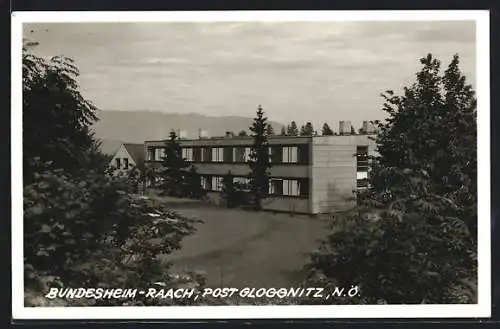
287;121;299;136
23;52;103;183
322;123;334;136
305;54;477;304
158;131;190;197
221;171;237;208
23;49;204;307
266;124;275;136
238;130;248;136
185;165;205;199
248;105;272;210
299;122;314;136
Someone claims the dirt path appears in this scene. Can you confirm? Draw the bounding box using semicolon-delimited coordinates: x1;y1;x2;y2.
163;205;329;288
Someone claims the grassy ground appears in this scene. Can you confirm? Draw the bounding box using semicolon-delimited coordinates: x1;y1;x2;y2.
156;197;329;289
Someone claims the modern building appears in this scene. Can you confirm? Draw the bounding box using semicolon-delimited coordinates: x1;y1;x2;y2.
143;122;377;214
110;143;146;175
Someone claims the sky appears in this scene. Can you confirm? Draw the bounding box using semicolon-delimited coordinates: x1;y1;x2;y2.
23;20;476;129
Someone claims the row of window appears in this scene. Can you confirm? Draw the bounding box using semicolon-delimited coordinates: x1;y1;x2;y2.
147;174;309;198
269;178;309;197
147;145;309;164
146;145;370;191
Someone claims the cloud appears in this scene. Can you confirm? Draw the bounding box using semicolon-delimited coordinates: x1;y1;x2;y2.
23;21;476;128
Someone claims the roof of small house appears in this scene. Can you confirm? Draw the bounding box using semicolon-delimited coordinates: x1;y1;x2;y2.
122;143;145;169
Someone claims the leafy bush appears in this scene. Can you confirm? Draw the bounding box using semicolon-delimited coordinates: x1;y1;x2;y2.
24;158;202;306
305;54;477;304
22;46;207;307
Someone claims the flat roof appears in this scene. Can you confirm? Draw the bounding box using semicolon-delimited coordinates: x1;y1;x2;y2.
144;133;376;144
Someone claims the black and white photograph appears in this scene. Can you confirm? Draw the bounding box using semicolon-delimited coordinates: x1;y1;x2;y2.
11;10;490;319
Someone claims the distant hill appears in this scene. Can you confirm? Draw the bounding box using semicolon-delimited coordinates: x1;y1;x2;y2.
98;139;123;156
91;110;285;144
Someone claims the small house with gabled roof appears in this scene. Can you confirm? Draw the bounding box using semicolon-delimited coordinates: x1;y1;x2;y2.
110;143;145;174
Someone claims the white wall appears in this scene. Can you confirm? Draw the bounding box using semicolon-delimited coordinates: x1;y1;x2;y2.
310;135;377;214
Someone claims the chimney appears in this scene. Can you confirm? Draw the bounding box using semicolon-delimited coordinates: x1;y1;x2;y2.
339;121;352;135
362;121;376;134
199;130;209;139
178;130;187;139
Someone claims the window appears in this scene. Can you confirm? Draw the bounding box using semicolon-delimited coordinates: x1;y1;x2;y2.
123;158;129;169
357;179;369;189
115;158;121;169
201;176;212;191
356;146;369;172
223;147;234;162
212;176;223;191
357;146;369;190
147;148;155;161
202;147;212;162
268;179;302;196
234;147;246;162
298;145;310;163
193;147;202;162
182;148;193;162
245;147;251;161
282;146;298;163
212;147;223;162
356;172;368;180
283;179;300;196
298;178;309;198
234;176;250;188
155;148;165;161
270;146;283;163
269;179;284;195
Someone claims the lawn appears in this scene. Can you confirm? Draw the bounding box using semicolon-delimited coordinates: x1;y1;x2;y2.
158;199;330;289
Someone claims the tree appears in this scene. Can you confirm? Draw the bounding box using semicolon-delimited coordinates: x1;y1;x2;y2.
23;50;102;182
300;122;314;136
322;123;334;135
158;130;189;197
185;165;204;199
248;105;272;210
221;170;237;207
238;130;248;137
280;126;287;136
287;121;299;136
306;54;477;304
350;126;356;134
23;49;202;307
266;124;275;136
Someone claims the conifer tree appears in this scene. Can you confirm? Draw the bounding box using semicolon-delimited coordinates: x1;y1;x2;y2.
248;105;272;210
159;130;189;197
185;165;204;199
221;170;237;207
307;54;477;304
321;123;334;135
300;122;314;136
287;121;299;136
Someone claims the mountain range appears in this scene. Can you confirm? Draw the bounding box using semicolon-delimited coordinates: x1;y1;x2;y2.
92;110;285;155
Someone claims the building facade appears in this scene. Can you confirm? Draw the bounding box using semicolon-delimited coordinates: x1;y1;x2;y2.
143;133;377;214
